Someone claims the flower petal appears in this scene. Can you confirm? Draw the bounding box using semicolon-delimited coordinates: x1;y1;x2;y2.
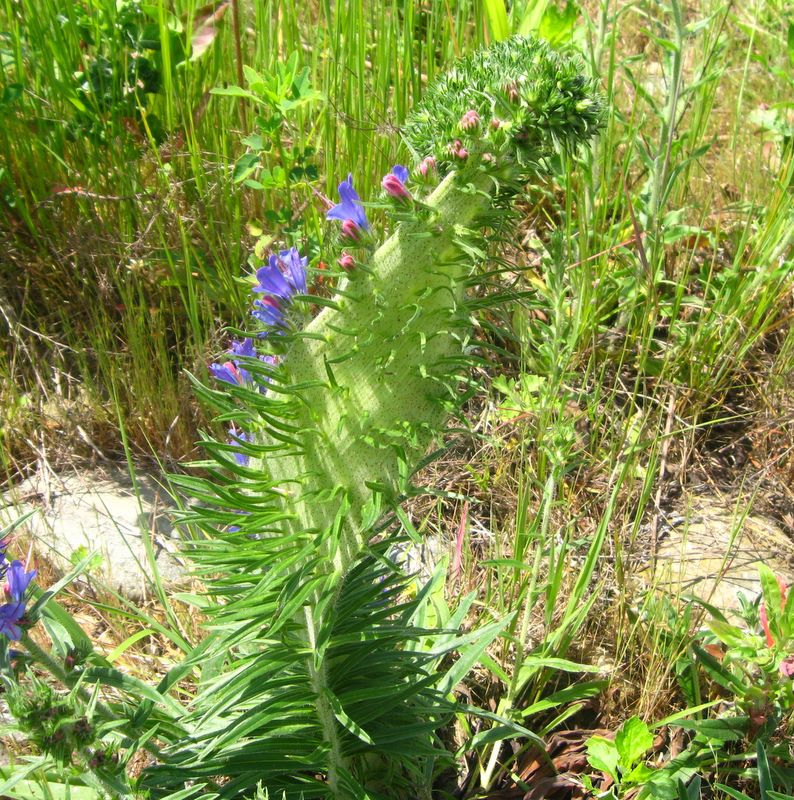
6;561;36;601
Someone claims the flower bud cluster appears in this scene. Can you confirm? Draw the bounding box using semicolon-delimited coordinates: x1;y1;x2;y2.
401;36;604;181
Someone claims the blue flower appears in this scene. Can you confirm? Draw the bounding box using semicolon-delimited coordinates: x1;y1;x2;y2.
6;561;36;600
0;601;25;641
278;247;308;295
327;173;370;231
230;338;256;359
209;361;251;386
211;339;277;390
254;262;294;300
228;427;253;467
391;165;409;184
252;297;286;330
0;559;36;641
250;247;310;336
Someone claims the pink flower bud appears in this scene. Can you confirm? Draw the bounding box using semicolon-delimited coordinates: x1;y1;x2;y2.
341;218;363;242
455;147;469;161
460;109;481;131
418;156;436;177
382;173;411;203
338;253;355;271
490;118;502;130
505;82;520;103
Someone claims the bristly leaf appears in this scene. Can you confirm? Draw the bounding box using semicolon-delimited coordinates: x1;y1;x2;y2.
157;35;604;799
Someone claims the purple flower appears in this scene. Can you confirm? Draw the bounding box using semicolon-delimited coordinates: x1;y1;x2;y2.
0;601;25;641
327;173;369;231
6;561;36;600
228;427;252;467
254;262;294;300
230;338;256;358
391;165;409;184
277;247;308;295
251;248;309;335
252;296;286;329
209;361;250;386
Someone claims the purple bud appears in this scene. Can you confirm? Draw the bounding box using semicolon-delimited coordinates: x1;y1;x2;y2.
459;109;481;131
338;253;355;271
382;173;411;203
341;218;363;243
418;156;436;177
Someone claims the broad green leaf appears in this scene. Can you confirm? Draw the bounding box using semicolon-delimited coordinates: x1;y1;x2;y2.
233;153;260;183
708;619;747;649
538;0;579;46
623;762;656;786
586;735;619;781
616;716;653;769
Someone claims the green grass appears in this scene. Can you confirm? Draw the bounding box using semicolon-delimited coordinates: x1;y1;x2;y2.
2;0;794;797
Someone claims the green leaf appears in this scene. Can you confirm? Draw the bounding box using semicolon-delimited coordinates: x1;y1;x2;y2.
27;552;97;618
518;0;551;35
586;735;619;781
714;785;755;800
326;689;374;745
788;22;794;69
675;716;748;742
615;716;653;769
693;645;749;696
210;85;260;102
623;762;656;786
520;680;606;718
708;619;747;649
758;564;785;642
483;0;509;41
241;133;264;151
81;666;185;717
538;0;579;46
233;152;260;183
757;739;772;799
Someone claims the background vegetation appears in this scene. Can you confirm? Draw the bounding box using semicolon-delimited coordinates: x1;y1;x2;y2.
1;0;794;797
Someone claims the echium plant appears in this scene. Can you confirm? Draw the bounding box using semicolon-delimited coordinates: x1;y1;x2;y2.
151;37;603;800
